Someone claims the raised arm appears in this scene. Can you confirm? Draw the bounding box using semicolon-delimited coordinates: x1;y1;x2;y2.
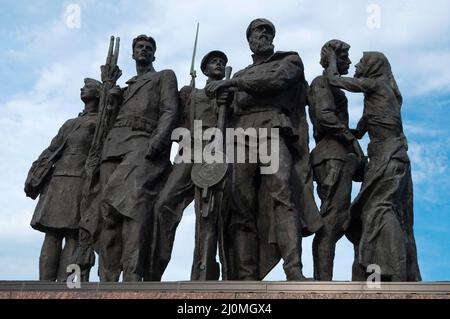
310;77;355;145
325;51;376;93
327;76;376;94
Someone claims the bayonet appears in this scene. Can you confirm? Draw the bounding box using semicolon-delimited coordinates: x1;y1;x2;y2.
190;22;199;88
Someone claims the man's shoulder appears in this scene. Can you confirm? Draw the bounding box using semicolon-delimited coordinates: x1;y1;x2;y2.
272;51;300;61
269;51;303;68
63;117;79;128
234;51;302;77
310;75;328;88
179;85;192;95
56;117;80;136
156;69;177;81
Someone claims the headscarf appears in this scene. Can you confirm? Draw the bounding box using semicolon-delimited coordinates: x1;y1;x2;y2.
360;52;403;106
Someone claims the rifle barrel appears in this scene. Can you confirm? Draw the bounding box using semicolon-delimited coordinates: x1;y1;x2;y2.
112;37;120;66
106;36;114;64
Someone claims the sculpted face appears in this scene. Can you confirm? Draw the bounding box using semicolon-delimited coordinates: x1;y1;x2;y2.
80;82;99;104
133;40;155;64
205;57;226;80
336;49;351;75
248;25;274;55
354;58;364;78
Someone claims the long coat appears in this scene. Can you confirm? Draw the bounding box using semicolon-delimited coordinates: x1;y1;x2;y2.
101;69;178;222
224;51;321;279
30;112;97;233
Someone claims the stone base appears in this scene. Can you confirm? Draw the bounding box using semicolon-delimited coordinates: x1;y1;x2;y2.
1;281;449;299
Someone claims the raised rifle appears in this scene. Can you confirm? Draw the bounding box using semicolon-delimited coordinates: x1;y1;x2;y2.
76;36;121;274
83;36;121;199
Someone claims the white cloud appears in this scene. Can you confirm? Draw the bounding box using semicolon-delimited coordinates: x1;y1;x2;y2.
409;142;448;183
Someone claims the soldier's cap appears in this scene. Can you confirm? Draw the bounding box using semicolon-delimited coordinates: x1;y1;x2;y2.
200;50;228;75
84;78;102;90
246;18;276;40
132;34;157;52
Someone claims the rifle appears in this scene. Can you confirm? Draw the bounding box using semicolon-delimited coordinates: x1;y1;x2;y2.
76;36;121;273
83;36;121;198
190;66;232;280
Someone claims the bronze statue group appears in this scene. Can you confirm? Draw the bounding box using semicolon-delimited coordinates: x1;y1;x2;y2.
24;18;421;283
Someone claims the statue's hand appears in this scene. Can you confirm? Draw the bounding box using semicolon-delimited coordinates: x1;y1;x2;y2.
352;139;365;162
324;47;339;76
205;80;235;97
350;128;364;139
106;86;123;107
24;182;32;197
145;140;163;161
216;88;234;107
101;64;122;84
24;181;38;200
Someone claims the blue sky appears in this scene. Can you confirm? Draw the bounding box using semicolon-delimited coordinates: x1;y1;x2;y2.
0;0;449;281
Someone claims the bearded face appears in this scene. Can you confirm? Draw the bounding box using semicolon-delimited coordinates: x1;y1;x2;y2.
248;26;275;56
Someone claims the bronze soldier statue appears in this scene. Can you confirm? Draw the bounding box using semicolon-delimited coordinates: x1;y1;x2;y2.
325;50;421;281
97;35;179;282
207;19;317;280
25;78;102;281
308;40;365;281
147;51;232;281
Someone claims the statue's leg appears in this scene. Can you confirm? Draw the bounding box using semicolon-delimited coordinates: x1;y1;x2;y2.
77;228;95;282
264;138;304;281
312;160;351;281
351;244;367;281
56;229;78;282
98;160;122;282
98;201;123;282
39;230;63;281
312;224;338;281
230;162;258;280
121;216;147;282
191;191;220;281
147;162;194;281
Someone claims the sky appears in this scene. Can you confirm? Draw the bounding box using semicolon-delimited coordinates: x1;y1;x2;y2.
0;0;449;282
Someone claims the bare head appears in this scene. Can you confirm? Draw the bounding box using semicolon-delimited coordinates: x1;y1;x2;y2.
132;34;156;65
320;39;351;75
